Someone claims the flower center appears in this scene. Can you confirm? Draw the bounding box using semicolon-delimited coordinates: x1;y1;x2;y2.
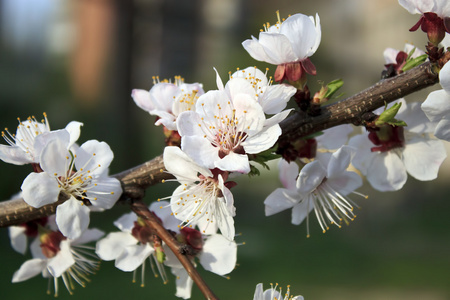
368;125;405;152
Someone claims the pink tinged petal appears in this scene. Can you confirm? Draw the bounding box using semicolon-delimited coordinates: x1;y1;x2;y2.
316;124;353;150
95;232;137;261
87;177;122;209
434;117;450;140
264;188;300;216
422;90;450;122
21;172;60;208
296;160;326;197
215;151;250;174
301;58;317;75
181;135;219;170
366;152;407;192
253;283;264;300
12;258;46;282
64;121;83;148
278;159;299;190
286;62;303;81
279;13;319;59
242;37;274;64
56;197;90;240
0;145;33;165
75;140;114;177
131;89;154;112
199;234;237;275
40;138;70;176
149;82;179;112
291;197;314;225
171;267;194;300
9;226;27;254
176;111;203;137
73;228;104;245
115;244;154;272
242;124;281;154
113;211;137;233
274;64;286;82
164;146;213;182
259;84;296;114
258;32;298;64
402;136;446;181
326;146;355;178
47;241;75;278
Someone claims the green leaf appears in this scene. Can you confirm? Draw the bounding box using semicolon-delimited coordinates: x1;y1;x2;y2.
375;102;402;126
402;54;427;72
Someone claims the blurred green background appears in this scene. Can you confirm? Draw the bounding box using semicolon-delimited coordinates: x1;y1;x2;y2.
1;0;449;299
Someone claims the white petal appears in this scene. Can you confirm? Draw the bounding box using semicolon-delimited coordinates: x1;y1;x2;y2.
149;201;180;233
259;84;296;114
149;82;179;112
278;159;299;190
291;198;314;225
383;47;399;64
21;172;60;208
214;151;250;174
87;176;122;209
95;231;137;261
131;89;154;112
73;228;104;245
33;129;71;161
421;90;450;122
9;226;27;254
64;121;83;148
176;111;203;137
113;211;137;233
258;32;298;64
0;145;32;165
12;258;46;282
214;67;225;90
316;124;353;150
402;136;447;181
75;140;114;177
263;109;292;129
40;138;70;177
225;77;256;100
242;37;275;64
434;118;450;141
439;56;450;92
253;283;264;300
326;146;355;178
366;152;407;192
280;13;320;59
242;124;281;154
164;145;213;182
56;197;91;240
115;244;154;272
199;234;237;275
264;188;300;216
327;171;362;196
47;240;75;278
171;267;194;300
296;160;326;197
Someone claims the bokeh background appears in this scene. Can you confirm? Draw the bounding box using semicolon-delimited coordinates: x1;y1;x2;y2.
1;0;449;299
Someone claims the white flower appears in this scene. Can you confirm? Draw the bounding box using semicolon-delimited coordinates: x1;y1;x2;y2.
399;0;450;17
163;146;236;241
350;100;447;191
228;66;296;115
0;113;82;165
264;146;362;237
95;201;177;283
253;283;304;300
422;62;450;141
12;228;104;296
132;76;205;131
164;231;237;299
177;70;284;174
21;137;122;239
242;12;321;82
384;43;425;65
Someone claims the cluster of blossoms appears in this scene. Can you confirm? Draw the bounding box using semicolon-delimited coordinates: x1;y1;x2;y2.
3;1;450;299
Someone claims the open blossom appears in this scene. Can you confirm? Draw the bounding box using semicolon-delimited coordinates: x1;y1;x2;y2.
242;12;321;82
163;146;236;241
12;227;103;296
383;43;426;76
95;201;179;284
399;0;450;45
253;283;304;300
132;76;204;131
0;113;82;166
21;135;122;239
422;62;450;141
178;69;286;174
164;227;237;299
264;146;362;237
349;99;447;191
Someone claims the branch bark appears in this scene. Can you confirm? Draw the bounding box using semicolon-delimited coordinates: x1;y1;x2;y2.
0;61;439;228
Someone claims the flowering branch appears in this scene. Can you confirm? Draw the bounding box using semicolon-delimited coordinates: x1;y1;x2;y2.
0;60;442;228
130;200;219;300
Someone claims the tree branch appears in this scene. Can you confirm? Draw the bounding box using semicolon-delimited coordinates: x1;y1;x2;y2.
130;200;219;300
0;61;440;228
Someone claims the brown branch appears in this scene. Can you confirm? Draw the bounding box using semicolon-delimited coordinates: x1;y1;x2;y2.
0;61;440;228
130;200;219;300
